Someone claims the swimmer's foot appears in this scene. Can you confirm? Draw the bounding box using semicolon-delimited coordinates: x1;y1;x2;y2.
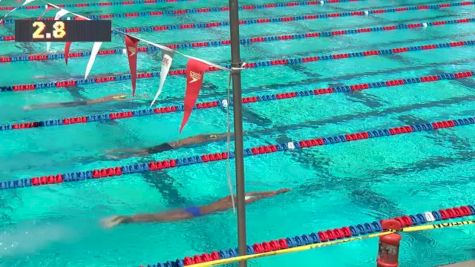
101;216;128;228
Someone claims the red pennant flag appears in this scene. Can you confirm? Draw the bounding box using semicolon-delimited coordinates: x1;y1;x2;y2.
179;58;210;132
125;35;139;96
64;41;72;64
64;16;86;65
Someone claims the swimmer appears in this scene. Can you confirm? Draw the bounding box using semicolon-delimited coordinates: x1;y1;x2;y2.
101;188;290;228
106;133;231;159
23;94;128;110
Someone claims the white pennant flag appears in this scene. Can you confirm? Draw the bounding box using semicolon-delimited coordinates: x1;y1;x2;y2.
23;0;36;5
84;42;102;79
54;8;69;20
150;51;174;107
1;0;36;28
0;8;18;23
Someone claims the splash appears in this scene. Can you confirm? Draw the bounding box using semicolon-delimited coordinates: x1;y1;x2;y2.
0;222;74;257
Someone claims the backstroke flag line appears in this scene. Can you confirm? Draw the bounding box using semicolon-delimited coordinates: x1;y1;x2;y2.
1;0;36;23
4;1;230;123
179;58;210;132
150;50;174;107
38;4;53;19
125;35;139;96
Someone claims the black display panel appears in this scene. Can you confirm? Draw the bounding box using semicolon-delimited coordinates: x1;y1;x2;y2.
15;20;111;42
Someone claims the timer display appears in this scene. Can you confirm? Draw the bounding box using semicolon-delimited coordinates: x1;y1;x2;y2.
15;20;111;42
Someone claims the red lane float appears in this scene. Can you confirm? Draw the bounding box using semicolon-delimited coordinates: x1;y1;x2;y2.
1;70;473;132
151;205;475;267
1;117;474;190
1;40;474;93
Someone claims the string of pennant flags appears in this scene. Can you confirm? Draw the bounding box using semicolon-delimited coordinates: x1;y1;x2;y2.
3;0;474;132
1;0;232;132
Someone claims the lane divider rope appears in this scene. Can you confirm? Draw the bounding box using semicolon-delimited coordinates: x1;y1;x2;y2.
1;70;472;131
0;39;473;92
1;116;474;190
1;17;472;64
155;218;475;267
0;1;472;41
0;0;196;11
0;0;364;25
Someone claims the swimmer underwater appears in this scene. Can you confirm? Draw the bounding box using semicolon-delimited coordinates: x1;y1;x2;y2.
23;94;128;110
102;188;290;228
107;132;231;159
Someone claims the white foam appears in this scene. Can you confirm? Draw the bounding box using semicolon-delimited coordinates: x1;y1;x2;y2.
0;223;73;257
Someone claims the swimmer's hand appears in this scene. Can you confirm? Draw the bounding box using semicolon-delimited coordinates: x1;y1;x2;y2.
105;149;148;160
275;188;291;194
105;152;123;160
101;216;128;228
23;105;32;111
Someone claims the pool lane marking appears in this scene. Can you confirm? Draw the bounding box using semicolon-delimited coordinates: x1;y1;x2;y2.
0;0;197;11
176;220;475;267
0;70;473;131
151;208;475;266
0;0;365;25
0;1;473;42
0;39;473;92
143;57;475;103
1;16;472;63
0;116;474;190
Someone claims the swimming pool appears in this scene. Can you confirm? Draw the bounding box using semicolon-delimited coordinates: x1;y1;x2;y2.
0;0;474;266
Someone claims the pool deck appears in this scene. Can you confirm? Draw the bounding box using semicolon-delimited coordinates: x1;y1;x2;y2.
439;260;475;267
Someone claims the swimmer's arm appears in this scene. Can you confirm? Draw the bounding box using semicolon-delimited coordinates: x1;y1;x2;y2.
108;210;192;225
86;94;127;105
244;188;290;203
106;148;149;159
123;213;168;223
24;95;126;110
170;134;208;147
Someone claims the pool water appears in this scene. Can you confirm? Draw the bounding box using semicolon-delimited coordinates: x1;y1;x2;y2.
0;0;474;266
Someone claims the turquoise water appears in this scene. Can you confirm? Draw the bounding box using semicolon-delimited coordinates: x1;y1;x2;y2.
0;0;474;266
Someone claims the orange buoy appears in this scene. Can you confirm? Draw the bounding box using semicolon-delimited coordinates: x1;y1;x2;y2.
377;219;402;267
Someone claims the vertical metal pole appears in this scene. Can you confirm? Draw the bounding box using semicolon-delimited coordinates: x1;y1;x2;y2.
228;0;247;266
